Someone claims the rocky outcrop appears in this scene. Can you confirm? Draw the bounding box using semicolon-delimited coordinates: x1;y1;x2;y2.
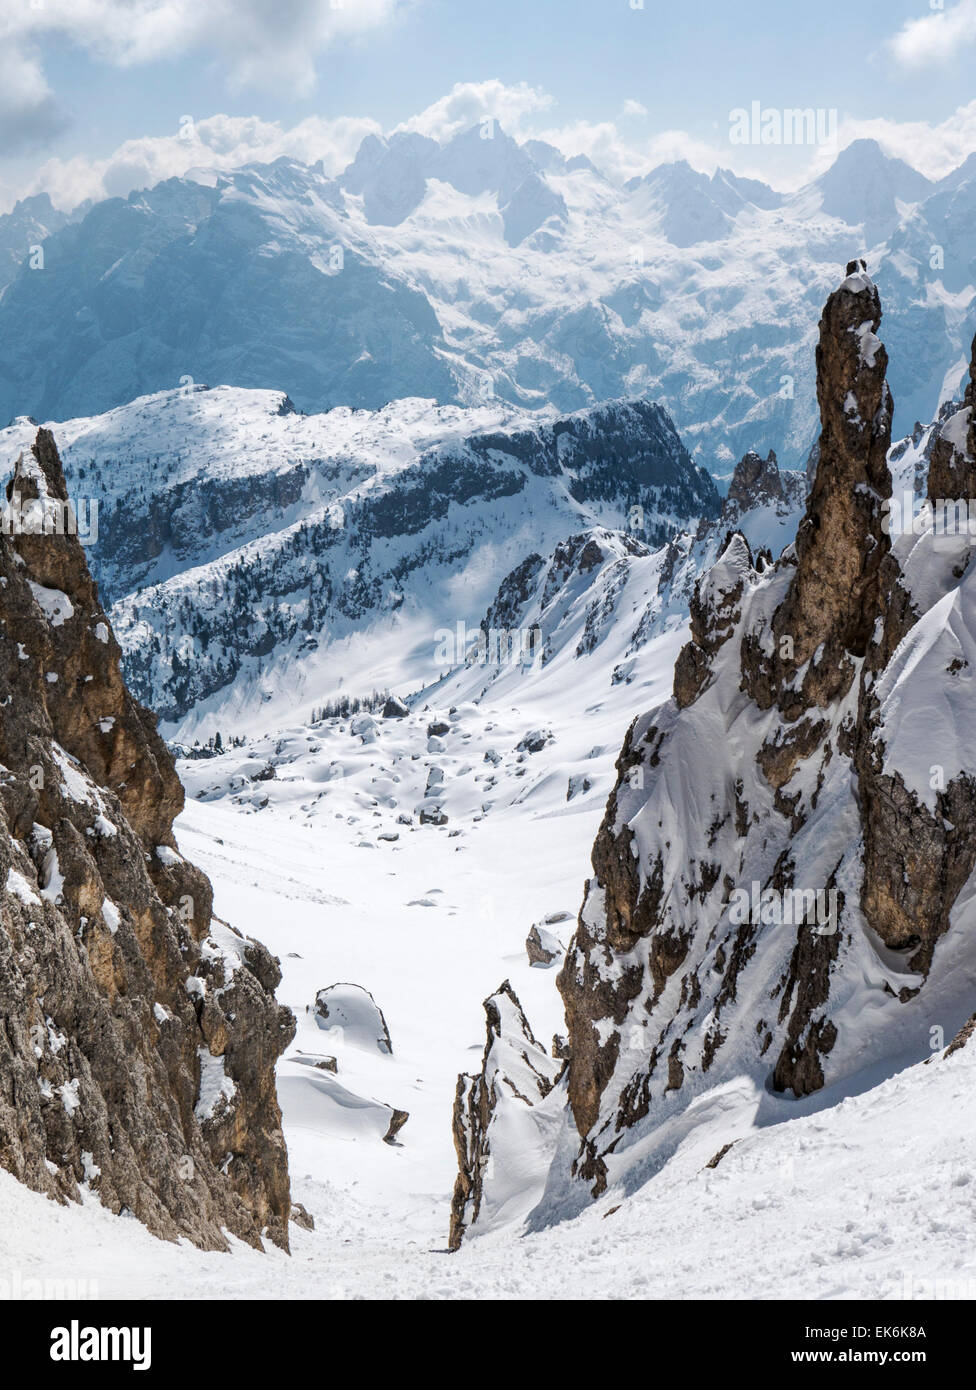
557;265;976;1196
311;983;393;1055
449;982;561;1250
0;431;294;1250
526;923;563;967
926;332;976;501
722;448;804;518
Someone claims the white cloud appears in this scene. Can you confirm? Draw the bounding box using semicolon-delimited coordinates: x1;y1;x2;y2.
621;99;648;118
395;80;554;141
22;113;381;211
803;103;976;182
0;0;406;147
12;77;976;215
0;42;65;149
888;0;976;69
536;102;976;190
533;117;778;186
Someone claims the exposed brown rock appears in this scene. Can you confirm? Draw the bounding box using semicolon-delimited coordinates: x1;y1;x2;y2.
747;259;893;713
557;264;976;1192
449;981;559;1250
0;431;294;1250
724;449;785;514
944;1013;976;1058
526;922;562;967
927;331;976;501
382;1108;410;1145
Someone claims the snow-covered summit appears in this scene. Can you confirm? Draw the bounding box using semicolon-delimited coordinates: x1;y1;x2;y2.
2;130;976;470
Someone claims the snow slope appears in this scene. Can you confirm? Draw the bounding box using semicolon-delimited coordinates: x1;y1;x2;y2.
1;779;973;1301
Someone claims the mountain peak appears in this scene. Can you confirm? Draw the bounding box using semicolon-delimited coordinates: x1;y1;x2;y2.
813;141;933;241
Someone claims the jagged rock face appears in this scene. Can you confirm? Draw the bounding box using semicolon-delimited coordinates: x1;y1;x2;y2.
0;433;294;1249
449;982;561;1250
724;449;785;513
926;333;976;501
557;267;976;1196
755;262;894;710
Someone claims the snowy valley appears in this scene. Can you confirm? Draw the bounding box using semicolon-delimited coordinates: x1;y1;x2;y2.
2;96;976;1314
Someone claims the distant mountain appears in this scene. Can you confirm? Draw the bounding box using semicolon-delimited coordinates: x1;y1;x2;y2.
624;160;784;247
813;139;933;244
0;388;719;732
0;131;975;471
0;192;73;285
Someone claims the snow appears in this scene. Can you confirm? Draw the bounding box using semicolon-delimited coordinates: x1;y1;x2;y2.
0;133;971;483
0;1010;974;1299
194;1048;237;1123
5;867;40;907
27;581;73;627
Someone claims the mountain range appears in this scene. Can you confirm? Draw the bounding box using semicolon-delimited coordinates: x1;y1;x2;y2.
1;132;975;474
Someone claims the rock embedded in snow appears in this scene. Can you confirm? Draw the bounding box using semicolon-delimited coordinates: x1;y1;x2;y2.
294;1052;338;1074
349;714;379;744
449;982;561;1250
382;696;409;719
517;729;552;754
382;1108;410;1145
526;923;564;968
566;774;592;801
290;1202;315;1230
312;983;393;1055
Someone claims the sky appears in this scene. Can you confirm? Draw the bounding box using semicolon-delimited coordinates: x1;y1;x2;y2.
3;0;976;211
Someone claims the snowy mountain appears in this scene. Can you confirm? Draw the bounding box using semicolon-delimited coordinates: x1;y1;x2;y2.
4;259;976;1298
442;265;976;1243
1;131;975;472
0;388;720;733
813;139;933;246
0;192;74;285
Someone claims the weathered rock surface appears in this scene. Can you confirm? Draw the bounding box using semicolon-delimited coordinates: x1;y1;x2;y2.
722;448;805;521
927;332;976;502
526;923;563;968
556;264;976;1196
448;981;560;1250
0;431;294;1249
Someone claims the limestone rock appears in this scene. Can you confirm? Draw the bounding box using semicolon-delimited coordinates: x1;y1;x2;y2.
526;923;563;967
0;430;294;1251
556;266;976;1197
448;981;560;1250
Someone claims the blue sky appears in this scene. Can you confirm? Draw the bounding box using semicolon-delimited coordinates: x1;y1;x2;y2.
3;0;976;210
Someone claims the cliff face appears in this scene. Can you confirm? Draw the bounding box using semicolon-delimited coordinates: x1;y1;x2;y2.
556;263;976;1195
0;431;294;1249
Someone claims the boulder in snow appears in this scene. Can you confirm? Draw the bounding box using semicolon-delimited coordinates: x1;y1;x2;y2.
311;983;393;1055
526;923;564;967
